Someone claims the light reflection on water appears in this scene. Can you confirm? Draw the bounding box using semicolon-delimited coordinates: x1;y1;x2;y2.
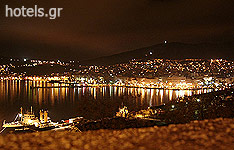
0;80;212;125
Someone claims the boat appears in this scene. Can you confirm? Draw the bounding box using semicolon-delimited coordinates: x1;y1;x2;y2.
2;120;23;128
2;107;56;131
116;106;129;118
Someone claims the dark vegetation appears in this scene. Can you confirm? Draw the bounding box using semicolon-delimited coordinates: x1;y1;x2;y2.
74;117;166;132
160;88;234;124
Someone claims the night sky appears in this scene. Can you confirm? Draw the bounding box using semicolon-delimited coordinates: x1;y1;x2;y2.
0;0;233;60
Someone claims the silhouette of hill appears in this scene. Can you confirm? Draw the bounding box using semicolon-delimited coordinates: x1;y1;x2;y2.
81;42;234;65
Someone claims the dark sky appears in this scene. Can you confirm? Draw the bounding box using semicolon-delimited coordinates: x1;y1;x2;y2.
0;0;233;60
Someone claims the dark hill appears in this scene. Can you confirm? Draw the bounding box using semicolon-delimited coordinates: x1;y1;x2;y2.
81;42;234;65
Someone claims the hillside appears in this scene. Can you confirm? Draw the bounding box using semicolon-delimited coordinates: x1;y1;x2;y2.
81;42;234;65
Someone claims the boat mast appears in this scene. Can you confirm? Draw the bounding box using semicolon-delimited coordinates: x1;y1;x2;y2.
31;106;33;114
44;111;48;123
40;110;43;122
20;107;23;121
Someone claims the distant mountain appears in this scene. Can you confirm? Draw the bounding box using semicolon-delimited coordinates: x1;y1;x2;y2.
81;42;234;65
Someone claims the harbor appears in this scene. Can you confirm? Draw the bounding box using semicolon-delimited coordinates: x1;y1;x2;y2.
0;105;166;134
1;87;233;134
0;80;214;128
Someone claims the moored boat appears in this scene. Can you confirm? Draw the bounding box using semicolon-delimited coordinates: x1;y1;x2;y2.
2;107;56;132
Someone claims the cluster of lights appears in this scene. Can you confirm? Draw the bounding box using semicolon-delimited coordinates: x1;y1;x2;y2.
0;58;233;90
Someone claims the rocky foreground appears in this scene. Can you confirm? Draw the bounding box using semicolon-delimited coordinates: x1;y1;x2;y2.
0;118;234;150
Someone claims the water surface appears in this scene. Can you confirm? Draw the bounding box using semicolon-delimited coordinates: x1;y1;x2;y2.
0;80;212;127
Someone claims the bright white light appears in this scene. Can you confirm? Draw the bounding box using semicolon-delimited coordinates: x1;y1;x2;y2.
149;51;153;55
164;40;167;44
23;58;27;62
197;99;200;102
